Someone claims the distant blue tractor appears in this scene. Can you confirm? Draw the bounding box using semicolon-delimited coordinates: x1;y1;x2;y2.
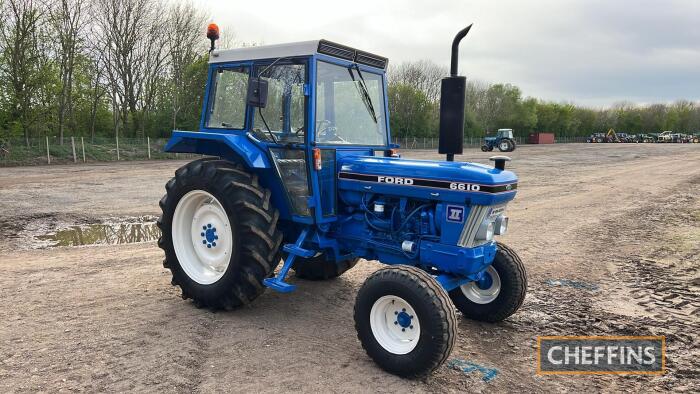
158;25;527;377
481;128;517;152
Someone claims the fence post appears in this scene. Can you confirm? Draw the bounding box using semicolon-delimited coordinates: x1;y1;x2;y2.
46;136;51;164
71;137;77;163
116;135;120;161
147;136;151;159
81;137;86;162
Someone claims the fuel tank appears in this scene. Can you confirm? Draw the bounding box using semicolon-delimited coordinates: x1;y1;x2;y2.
337;156;518;206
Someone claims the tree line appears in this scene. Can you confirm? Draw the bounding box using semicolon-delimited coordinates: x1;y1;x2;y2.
388;61;700;138
1;0;699;147
0;0;210;146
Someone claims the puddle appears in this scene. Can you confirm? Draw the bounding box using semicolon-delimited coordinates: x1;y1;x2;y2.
35;217;160;247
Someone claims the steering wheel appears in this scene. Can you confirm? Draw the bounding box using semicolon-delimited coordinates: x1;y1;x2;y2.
316;120;347;143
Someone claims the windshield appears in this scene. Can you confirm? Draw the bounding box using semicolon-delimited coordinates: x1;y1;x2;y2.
315;61;387;145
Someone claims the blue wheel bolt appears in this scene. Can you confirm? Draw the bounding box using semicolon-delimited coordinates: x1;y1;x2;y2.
410;315;413;319
212;227;216;232
402;328;405;332
207;224;212;228
202;226;207;230
212;242;216;247
394;311;398;315
202;240;207;244
402;308;406;312
410;325;413;329
200;232;205;237
214;235;218;240
394;321;398;325
207;244;211;248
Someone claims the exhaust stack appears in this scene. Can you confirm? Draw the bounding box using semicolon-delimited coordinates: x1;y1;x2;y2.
438;24;472;162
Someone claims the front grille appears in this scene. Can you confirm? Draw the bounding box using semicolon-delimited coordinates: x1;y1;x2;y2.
458;205;490;247
458;204;507;247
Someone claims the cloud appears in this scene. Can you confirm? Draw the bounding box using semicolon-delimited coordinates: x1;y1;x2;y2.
189;0;699;107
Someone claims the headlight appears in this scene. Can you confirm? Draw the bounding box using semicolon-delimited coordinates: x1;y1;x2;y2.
494;215;508;235
476;220;494;241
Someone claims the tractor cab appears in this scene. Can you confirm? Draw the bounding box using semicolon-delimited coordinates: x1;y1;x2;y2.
166;40;392;225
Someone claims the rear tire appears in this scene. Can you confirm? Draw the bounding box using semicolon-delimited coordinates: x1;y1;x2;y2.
158;159;282;310
354;265;457;377
449;242;527;322
498;139;515;152
293;255;359;280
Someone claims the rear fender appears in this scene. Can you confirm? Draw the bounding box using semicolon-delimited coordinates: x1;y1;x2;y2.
164;131;271;169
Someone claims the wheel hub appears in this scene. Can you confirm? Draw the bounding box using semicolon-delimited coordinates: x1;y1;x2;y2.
395;310;413;328
477;272;493;290
460;265;501;304
201;224;219;247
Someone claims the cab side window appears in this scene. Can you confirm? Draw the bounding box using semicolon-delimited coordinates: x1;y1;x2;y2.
207;67;249;129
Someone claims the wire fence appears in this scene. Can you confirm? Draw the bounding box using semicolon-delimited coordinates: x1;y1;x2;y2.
0;136;200;167
392;135;588;149
0;134;588;167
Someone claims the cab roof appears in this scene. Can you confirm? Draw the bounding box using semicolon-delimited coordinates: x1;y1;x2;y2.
209;39;388;70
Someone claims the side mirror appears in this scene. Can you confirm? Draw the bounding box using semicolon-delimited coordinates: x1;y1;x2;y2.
247;77;268;108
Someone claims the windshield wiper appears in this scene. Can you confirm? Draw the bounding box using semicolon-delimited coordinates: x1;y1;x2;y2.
348;64;378;123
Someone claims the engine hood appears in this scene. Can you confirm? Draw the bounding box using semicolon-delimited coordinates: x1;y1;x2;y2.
337;156;518;206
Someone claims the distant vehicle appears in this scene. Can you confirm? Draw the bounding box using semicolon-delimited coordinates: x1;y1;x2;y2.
657;131;674;142
692;133;700;143
636;134;656;143
616;132;634;143
481;128;516;152
587;132;606;143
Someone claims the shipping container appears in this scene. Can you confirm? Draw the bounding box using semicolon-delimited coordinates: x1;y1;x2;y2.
529;133;555;144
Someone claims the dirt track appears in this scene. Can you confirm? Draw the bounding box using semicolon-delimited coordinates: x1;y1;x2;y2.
1;143;699;392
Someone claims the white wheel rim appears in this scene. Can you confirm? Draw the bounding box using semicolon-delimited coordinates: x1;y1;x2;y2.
461;265;501;304
370;295;421;354
499;141;509;150
172;190;233;285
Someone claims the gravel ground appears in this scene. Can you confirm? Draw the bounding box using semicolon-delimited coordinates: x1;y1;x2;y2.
0;143;698;392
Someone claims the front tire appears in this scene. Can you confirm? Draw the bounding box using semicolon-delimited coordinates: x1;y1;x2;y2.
480;145;489;152
158;159;282;310
354;266;457;377
449;242;527;322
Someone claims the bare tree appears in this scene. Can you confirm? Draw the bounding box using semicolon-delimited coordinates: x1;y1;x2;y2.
48;0;85;144
388;60;447;103
166;1;207;130
93;0;157;137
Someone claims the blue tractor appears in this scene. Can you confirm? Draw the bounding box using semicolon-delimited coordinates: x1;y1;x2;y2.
481;128;516;152
158;24;526;377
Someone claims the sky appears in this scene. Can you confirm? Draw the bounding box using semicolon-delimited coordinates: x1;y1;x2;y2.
189;0;700;108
